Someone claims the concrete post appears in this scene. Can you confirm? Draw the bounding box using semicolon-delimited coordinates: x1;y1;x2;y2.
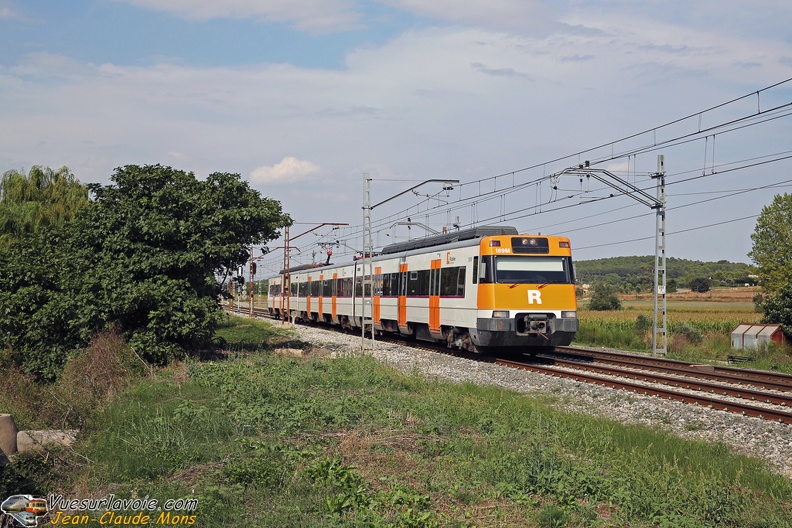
0;413;18;455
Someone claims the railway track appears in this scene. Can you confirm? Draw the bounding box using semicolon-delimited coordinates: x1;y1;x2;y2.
552;346;792;391
227;306;792;425
494;358;792;424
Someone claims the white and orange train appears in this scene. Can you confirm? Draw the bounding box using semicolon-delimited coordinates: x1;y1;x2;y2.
267;226;578;353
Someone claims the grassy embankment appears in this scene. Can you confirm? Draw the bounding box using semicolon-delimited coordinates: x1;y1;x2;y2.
575;287;792;373
3;315;791;527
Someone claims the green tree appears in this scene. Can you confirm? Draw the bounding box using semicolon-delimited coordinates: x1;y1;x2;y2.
588;282;622;311
749;193;792;293
758;283;792;337
0;166;88;250
688;276;711;293
0;165;291;379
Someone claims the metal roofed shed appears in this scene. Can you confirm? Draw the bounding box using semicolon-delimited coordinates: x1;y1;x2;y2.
731;323;786;350
381;226;518;255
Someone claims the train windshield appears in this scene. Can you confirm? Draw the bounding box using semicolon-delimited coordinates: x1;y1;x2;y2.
493;256;573;284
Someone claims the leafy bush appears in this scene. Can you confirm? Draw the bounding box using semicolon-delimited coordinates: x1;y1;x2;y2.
689;276;711;293
672;321;704;344
588;283;622;311
760;283;792;337
0;165;291;379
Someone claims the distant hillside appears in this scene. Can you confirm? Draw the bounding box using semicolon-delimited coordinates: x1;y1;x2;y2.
574;256;757;291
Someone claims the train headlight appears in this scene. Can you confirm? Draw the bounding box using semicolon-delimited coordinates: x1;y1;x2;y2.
492;310;510;318
561;311;576;319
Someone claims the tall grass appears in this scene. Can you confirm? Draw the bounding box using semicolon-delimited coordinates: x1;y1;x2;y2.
6;317;789;527
68;321;791;528
574;305;792;372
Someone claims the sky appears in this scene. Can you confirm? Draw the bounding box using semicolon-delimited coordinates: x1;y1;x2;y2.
1;0;791;273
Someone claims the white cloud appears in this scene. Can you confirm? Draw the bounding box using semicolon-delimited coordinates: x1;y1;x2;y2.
109;0;360;31
381;0;562;34
0;0;22;20
2;6;792;261
250;157;321;185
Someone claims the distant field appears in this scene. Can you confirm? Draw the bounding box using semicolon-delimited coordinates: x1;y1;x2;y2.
581;287;761;326
573;287;792;370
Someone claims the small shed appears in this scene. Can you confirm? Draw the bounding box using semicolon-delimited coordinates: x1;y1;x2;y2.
731;323;785;350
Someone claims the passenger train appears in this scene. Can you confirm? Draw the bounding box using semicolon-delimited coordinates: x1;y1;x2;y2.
267;226;578;353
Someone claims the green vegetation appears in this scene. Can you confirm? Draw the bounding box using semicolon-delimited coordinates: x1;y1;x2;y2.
587;283;622;311
4;317;790;528
575;256;756;293
759;283;792;336
0;166;89;251
749;193;792;294
574;288;792;372
688;276;711;293
0;164;290;380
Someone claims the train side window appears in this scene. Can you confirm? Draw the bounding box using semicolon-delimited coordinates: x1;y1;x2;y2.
408;271;418;296
383;273;397;296
440;267;465;297
472;257;478;285
479;256;494;283
417;270;430;296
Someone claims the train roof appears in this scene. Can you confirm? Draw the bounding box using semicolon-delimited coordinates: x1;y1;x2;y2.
278;263;326;274
380;226;518;254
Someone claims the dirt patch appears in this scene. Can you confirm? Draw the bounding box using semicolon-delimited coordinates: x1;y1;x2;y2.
623;287;759;303
272;345;337;359
273;348;305;358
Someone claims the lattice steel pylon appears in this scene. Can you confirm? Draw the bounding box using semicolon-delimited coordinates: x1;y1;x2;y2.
651;155;667;356
282;225;290;325
558;154;667;356
361;173;375;347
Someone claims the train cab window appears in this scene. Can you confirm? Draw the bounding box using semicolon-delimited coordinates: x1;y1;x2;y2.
479;256;494;283
494;256;573;284
472;257;478;285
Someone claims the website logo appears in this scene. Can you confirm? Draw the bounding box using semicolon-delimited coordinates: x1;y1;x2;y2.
1;495;48;527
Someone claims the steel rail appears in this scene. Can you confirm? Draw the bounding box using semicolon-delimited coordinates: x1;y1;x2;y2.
496;359;792;424
554;346;792;391
229;307;792;424
547;358;792;406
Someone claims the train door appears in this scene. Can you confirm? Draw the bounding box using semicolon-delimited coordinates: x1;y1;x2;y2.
318;274;323;316
374;267;381;325
332;273;338;320
429;259;441;332
398;262;408;331
306;277;312;315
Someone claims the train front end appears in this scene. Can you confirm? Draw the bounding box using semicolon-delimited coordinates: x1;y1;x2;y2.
472;234;578;352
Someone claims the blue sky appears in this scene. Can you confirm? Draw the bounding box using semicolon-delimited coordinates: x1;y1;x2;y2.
2;0;791;270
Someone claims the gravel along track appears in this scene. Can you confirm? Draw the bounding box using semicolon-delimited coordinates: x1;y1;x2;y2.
285;323;792;479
